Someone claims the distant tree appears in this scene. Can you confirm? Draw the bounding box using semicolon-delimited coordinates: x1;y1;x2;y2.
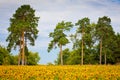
102;32;115;64
47;62;54;65
114;33;120;64
10;55;18;65
75;17;90;65
67;49;81;65
96;16;113;65
9;51;40;65
27;51;40;65
0;45;11;65
83;23;96;64
55;48;70;65
6;5;39;65
48;21;73;65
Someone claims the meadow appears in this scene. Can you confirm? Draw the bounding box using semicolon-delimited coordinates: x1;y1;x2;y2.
0;65;120;80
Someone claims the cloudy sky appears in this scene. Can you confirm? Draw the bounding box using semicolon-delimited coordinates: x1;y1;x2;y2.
0;0;120;64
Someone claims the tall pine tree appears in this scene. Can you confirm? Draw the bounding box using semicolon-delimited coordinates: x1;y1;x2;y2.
48;21;73;65
96;16;112;65
75;17;90;65
6;5;39;65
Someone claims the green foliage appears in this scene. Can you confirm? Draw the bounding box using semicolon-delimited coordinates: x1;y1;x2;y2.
6;4;39;65
25;45;29;56
10;55;18;65
47;62;54;65
9;51;40;65
55;48;80;65
75;17;93;49
55;48;71;65
0;7;119;65
96;16;115;64
55;48;100;65
2;57;10;65
67;49;81;65
113;33;120;63
75;17;90;33
75;17;93;64
96;16;112;40
27;51;40;65
48;21;73;65
0;45;11;65
48;21;73;52
6;4;39;52
55;16;119;65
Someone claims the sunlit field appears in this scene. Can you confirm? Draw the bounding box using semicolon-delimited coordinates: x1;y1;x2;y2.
0;65;120;80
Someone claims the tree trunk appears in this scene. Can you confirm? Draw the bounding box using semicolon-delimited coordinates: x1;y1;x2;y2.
18;53;21;65
18;37;22;65
81;29;84;65
81;38;83;65
21;31;25;65
25;35;27;65
60;44;63;65
100;39;102;65
105;53;106;65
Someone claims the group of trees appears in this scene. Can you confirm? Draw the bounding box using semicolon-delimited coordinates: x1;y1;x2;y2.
48;17;120;65
0;5;40;65
6;5;39;65
0;45;40;65
0;4;120;65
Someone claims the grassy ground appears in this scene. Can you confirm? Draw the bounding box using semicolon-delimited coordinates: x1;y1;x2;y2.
0;65;120;80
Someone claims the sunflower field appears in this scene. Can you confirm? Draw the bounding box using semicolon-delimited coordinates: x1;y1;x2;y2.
0;65;120;80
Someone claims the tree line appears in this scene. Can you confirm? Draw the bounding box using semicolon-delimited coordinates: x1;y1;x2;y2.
0;4;120;65
48;17;120;65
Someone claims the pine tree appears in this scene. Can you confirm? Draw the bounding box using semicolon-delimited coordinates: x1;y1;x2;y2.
48;21;73;65
6;5;39;65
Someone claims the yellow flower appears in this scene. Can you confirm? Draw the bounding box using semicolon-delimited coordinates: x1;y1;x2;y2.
0;65;120;80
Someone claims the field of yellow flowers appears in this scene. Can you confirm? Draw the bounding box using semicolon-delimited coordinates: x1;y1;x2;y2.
0;65;120;80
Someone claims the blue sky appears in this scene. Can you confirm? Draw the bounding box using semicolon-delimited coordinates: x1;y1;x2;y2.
0;0;120;64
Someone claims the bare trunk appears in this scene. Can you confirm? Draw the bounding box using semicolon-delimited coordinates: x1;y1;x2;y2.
21;31;25;65
81;29;84;65
105;53;106;65
18;37;22;65
25;35;27;65
81;38;83;65
100;39;102;65
60;44;63;65
18;53;21;65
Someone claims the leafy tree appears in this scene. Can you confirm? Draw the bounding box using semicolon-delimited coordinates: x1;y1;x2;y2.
10;55;18;65
55;48;70;65
9;51;40;65
96;16;113;65
83;23;96;64
75;17;90;65
47;62;54;65
6;5;39;65
0;45;11;65
48;21;73;65
67;49;81;65
55;48;81;65
55;16;118;65
102;33;115;64
27;51;40;65
114;33;120;64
